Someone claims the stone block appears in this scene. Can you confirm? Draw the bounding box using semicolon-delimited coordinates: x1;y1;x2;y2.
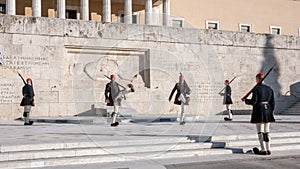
204;29;234;46
40;46;58;61
40;68;62;80
58;89;74;103
47;18;64;36
49;36;66;46
64;20;80;37
49;103;68;117
33;103;50;117
287;35;300;50
263;34;287;49
128;24;144;41
3;15;24;34
22;45;41;58
79;20;101;38
184;28;204;44
67;103;77;116
39;91;59;103
0;15;4;33
12;34;32;45
233;32;259;47
159;26;184;43
0;104;13;119
144;25;159;42
0;33;12;45
100;23;128;40
23;17;49;35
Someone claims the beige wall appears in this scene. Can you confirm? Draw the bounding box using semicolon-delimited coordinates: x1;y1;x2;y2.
170;0;300;36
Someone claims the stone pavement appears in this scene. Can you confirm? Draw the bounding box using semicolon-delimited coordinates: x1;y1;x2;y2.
0;114;300;169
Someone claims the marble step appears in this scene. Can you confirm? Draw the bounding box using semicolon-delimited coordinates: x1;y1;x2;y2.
231;143;300;153
0;137;193;153
0;149;233;169
205;131;300;142
0;142;214;162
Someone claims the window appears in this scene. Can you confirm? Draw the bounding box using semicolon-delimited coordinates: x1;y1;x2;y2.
118;11;139;24
270;26;281;35
172;18;184;28
66;10;77;19
119;13;125;23
206;21;219;30
239;24;252;33
0;4;6;14
132;12;139;24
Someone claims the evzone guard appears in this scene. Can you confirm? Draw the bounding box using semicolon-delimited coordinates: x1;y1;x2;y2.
242;65;276;155
219;79;234;121
104;74;135;127
169;74;191;125
18;72;35;125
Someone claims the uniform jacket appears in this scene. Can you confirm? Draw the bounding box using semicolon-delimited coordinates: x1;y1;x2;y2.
245;83;275;123
223;85;233;105
20;84;35;106
105;81;121;106
169;81;191;105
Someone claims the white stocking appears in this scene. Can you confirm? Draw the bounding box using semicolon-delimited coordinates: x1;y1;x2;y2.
256;124;266;151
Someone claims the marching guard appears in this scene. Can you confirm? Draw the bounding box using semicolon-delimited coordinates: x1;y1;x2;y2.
242;73;275;155
169;74;191;125
219;80;233;121
18;73;35;125
104;74;135;127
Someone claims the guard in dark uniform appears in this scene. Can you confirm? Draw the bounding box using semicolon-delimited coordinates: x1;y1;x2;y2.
242;73;275;155
169;74;191;125
219;80;233;121
19;73;35;125
105;74;134;127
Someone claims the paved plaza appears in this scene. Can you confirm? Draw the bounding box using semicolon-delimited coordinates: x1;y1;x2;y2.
0;114;299;168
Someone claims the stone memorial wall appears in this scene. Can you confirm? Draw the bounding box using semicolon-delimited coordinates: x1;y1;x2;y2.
0;15;299;119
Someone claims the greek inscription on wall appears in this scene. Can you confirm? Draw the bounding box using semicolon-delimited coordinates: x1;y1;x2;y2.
1;55;50;70
190;82;223;101
0;83;20;103
161;62;201;72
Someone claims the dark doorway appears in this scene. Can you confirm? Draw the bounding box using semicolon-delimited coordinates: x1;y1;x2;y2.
66;9;77;19
0;4;6;14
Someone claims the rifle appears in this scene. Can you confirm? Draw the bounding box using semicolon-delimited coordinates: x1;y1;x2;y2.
219;75;238;94
17;71;27;85
0;52;3;65
104;75;128;89
241;63;277;100
116;73;138;83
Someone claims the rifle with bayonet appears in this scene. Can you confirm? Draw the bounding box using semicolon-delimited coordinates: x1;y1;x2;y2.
219;75;238;94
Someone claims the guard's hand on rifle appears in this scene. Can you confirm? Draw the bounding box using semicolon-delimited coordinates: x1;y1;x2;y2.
128;84;135;92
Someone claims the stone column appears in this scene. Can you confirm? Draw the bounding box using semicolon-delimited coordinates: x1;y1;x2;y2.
57;0;66;19
102;0;111;23
81;0;89;20
152;7;159;25
6;0;16;15
145;0;152;25
163;0;171;26
124;0;132;24
32;0;42;17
